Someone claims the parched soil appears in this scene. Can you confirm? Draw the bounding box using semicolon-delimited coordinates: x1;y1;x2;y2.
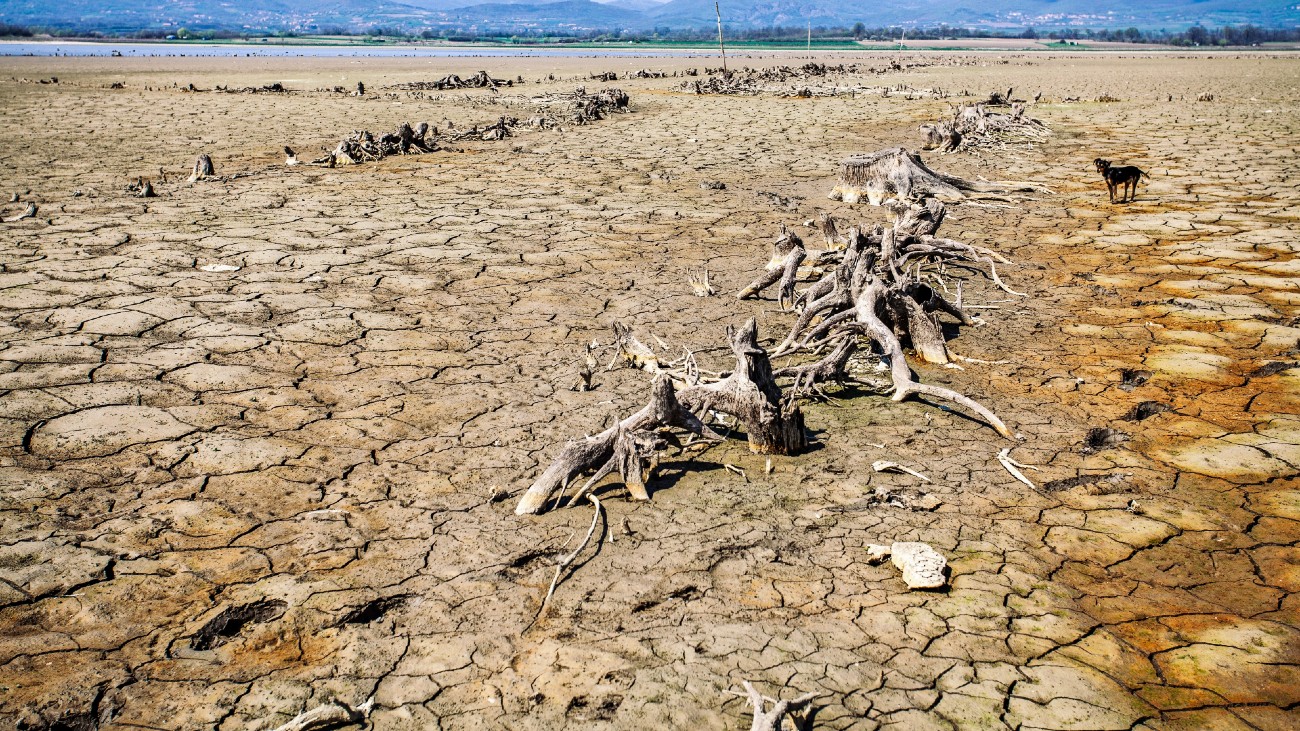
0;53;1297;730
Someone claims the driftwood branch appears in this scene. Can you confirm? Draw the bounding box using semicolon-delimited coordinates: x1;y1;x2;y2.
531;495;603;626
738;227;805;305
738;681;821;731
4;201;37;222
267;698;374;731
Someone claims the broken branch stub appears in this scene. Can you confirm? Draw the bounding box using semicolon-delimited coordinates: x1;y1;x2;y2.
919;121;962;153
737;227;806;306
4;201;37;222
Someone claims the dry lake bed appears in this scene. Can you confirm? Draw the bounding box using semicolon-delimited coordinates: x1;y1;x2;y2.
1;51;1298;730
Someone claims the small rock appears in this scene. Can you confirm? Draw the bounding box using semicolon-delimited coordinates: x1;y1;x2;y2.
699;180;726;190
890;542;948;589
912;493;943;511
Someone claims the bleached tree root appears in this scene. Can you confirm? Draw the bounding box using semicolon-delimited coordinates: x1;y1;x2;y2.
735;681;822;731
766;197;1017;438
531;495;603;626
678;318;807;455
4;201;37;222
301;88;631;168
923;98;1050;153
737;227;806;308
188;154;215;183
856;280;1013;438
267;698;374;731
920;121;962;153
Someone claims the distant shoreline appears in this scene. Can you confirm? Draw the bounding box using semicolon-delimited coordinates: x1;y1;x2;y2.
2;37;1298;56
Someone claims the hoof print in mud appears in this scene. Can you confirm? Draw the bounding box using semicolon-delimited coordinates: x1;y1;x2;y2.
335;595;409;626
189;599;287;651
1119;368;1153;390
1124;401;1171;421
1081;427;1130;454
565;694;624;721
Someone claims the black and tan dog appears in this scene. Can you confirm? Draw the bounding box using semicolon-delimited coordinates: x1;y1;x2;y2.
1094;158;1149;203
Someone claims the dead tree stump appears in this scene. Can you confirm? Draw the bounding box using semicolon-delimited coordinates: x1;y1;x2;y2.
188;154;215;182
828;147;1044;205
760;199;1016;436
516;319;806;514
919;121;962;152
128;177;156;198
678;318;807;456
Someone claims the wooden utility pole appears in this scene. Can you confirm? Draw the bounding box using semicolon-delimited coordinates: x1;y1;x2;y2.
715;2;727;73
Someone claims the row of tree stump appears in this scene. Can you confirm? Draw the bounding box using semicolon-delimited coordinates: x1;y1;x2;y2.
303;88;630;167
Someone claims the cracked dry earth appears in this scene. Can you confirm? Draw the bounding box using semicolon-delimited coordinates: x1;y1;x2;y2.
0;52;1297;730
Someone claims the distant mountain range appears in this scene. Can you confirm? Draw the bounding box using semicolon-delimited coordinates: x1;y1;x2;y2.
2;0;1297;34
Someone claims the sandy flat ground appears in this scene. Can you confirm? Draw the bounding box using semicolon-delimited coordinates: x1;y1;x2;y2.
1;52;1298;730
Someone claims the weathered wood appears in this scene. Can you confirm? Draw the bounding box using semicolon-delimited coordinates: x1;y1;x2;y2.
3;201;36;222
188;154;214;182
268;698;373;731
738;681;821;731
737;227;806;303
688;268;717;297
128;177;156;198
678;318;807;455
890;197;946;238
919;121;962;152
300;88;628;169
828;147;1045;205
515;374;721;515
757;198;1016;436
856;278;1012;437
609;322;662;373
